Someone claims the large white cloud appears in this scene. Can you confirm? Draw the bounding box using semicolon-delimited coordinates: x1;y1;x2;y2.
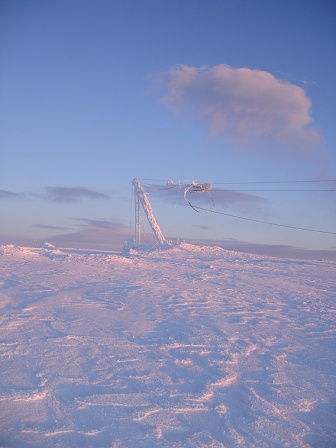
160;64;321;149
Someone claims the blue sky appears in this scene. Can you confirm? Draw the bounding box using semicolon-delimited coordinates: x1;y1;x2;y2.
1;0;335;258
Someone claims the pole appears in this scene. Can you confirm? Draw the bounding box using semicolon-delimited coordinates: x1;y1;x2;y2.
132;178;169;247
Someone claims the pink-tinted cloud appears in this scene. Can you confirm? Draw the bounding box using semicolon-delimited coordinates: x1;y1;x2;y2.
47;227;130;250
38;217;128;250
29;217;128;250
160;64;321;149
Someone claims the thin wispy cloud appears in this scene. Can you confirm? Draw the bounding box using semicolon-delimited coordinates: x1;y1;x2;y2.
147;183;267;213
189;237;336;261
32;224;72;231
73;218;124;229
45;187;110;203
0;190;37;200
27;217;128;250
31;217;129;250
198;189;266;207
0;187;110;202
48;225;129;250
158;64;321;150
0;190;23;199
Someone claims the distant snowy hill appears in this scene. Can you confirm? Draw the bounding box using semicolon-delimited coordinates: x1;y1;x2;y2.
0;243;335;447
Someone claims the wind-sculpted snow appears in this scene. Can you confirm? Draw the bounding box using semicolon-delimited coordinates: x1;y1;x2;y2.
0;243;335;447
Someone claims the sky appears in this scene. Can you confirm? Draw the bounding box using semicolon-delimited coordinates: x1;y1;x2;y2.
1;0;336;258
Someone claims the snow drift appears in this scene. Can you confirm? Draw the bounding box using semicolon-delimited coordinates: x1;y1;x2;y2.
0;243;335;447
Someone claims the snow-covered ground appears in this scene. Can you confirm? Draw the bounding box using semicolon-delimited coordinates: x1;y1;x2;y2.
0;243;335;447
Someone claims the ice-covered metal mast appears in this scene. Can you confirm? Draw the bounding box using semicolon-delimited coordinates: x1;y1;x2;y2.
132;178;169;247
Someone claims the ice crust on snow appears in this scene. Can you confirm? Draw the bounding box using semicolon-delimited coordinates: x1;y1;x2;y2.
0;243;335;447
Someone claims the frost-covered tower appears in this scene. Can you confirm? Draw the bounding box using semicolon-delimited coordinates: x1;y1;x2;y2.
132;178;169;247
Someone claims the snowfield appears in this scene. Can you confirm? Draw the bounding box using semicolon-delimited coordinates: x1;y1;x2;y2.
0;243;335;447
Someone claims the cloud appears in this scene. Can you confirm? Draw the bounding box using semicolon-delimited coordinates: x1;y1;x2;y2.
73;218;124;229
48;228;129;249
0;189;37;200
192;225;210;230
36;217;129;250
159;64;321;149
32;224;72;231
188;237;336;261
47;226;129;250
146;182;267;213
0;189;23;199
0;187;109;202
192;188;266;208
45;187;110;203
